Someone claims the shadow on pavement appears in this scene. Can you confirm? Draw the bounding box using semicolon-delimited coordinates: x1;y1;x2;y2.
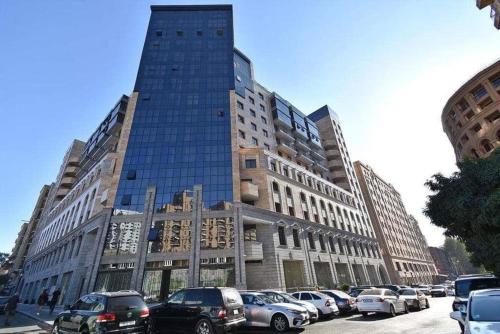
345;313;391;322
235;327;305;334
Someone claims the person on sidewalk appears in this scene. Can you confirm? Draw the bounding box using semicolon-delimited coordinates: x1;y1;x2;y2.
3;293;20;326
49;288;61;314
36;289;48;315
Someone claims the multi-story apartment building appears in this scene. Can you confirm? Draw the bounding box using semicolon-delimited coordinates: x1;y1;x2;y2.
354;161;437;285
476;0;500;29
428;246;456;280
19;5;389;305
5;185;51;294
442;59;500;161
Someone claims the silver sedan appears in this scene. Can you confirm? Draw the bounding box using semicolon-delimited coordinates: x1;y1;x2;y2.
240;292;310;332
356;288;409;317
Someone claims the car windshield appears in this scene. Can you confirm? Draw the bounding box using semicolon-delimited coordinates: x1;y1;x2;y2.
456;278;500;298
256;295;274;304
282;293;298;301
400;289;416;295
470;295;500;322
359;289;382;296
432;285;444;289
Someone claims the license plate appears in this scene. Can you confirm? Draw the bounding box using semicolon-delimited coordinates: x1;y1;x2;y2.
233;309;239;315
363;299;373;303
119;321;135;327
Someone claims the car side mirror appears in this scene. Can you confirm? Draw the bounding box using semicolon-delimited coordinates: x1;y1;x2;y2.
450;311;464;321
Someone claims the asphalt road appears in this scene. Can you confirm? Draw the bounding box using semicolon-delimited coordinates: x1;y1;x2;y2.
0;296;459;334
0;312;48;334
238;296;460;334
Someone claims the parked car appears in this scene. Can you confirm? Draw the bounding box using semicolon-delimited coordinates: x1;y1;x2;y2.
356;288;409;317
452;275;500;333
348;287;373;298
149;287;245;334
240;292;309;332
417;285;431;295
52;291;149;334
375;285;402;293
447;287;455;296
319;290;357;314
0;296;9;314
450;288;500;334
260;290;319;323
291;291;339;318
398;288;429;311
430;285;448;297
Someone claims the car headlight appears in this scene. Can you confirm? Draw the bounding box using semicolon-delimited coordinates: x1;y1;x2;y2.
287;309;303;315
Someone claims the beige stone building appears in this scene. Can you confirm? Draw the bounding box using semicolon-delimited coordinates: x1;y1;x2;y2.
354;161;438;285
442;59;500;161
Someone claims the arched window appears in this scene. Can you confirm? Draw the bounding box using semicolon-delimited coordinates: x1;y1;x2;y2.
480;139;494;154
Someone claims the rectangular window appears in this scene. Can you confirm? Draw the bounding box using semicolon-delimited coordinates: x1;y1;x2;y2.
245;159;257;168
263;129;268;137
120;195;131;206
264;143;270;150
258;92;264;100
249;96;255;105
275;202;282;213
329;237;336;253
250;109;256;117
319;234;326;251
251;122;257;131
288;206;295;217
308;232;316;250
260;104;265;112
238;130;246;139
261;116;267;124
293;229;300;248
338;238;344;254
278;226;287;246
238;115;245;124
237;101;244;110
252;137;258;145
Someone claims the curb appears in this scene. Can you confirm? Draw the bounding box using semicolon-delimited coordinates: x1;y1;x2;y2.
16;309;54;332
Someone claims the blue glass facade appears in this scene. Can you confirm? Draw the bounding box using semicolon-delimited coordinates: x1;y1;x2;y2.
115;5;235;212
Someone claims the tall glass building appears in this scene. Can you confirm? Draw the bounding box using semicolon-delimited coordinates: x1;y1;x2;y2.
115;5;235;212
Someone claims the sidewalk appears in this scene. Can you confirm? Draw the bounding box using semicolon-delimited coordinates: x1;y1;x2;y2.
16;303;62;329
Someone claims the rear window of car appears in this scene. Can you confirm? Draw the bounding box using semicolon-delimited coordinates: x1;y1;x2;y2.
222;289;243;306
330;290;351;299
107;295;146;312
359;289;382;296
400;289;416;295
456;278;500;298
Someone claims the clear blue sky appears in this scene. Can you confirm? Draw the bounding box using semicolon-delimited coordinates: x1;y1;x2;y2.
0;0;499;253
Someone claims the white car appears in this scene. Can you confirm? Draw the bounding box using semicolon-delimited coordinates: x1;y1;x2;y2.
260;290;319;323
430;285;448;297
291;291;339;317
450;289;500;334
240;292;309;332
356;288;409;317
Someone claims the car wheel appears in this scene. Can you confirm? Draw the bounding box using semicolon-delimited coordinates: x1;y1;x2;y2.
404;303;409;314
195;319;213;334
390;305;396;317
81;327;89;334
361;312;368;317
51;322;59;334
271;313;289;333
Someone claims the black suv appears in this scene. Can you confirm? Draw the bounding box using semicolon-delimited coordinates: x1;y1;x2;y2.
149;287;245;334
52;290;149;334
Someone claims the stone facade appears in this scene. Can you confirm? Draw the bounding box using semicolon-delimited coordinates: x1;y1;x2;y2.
442;59;500;161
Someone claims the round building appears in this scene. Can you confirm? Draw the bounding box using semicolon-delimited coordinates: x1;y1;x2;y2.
442;59;500;161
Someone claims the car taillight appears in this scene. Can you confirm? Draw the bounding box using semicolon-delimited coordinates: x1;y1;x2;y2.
355;298;360;303
139;308;149;318
376;298;385;302
217;309;227;319
96;313;116;323
349;299;354;305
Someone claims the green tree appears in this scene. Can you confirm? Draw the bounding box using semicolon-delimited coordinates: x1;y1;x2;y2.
424;148;500;276
443;237;482;275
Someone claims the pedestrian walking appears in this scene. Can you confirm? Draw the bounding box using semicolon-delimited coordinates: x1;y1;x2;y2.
3;293;20;326
49;288;61;314
37;289;48;315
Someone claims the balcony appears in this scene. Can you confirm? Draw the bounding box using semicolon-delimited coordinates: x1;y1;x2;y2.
295;139;310;152
244;241;263;261
310;149;326;161
241;181;259;201
296;153;314;166
63;166;78;176
278;142;298;156
55;188;70;199
275;128;295;143
313;163;329;174
60;177;75;187
327;160;345;170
